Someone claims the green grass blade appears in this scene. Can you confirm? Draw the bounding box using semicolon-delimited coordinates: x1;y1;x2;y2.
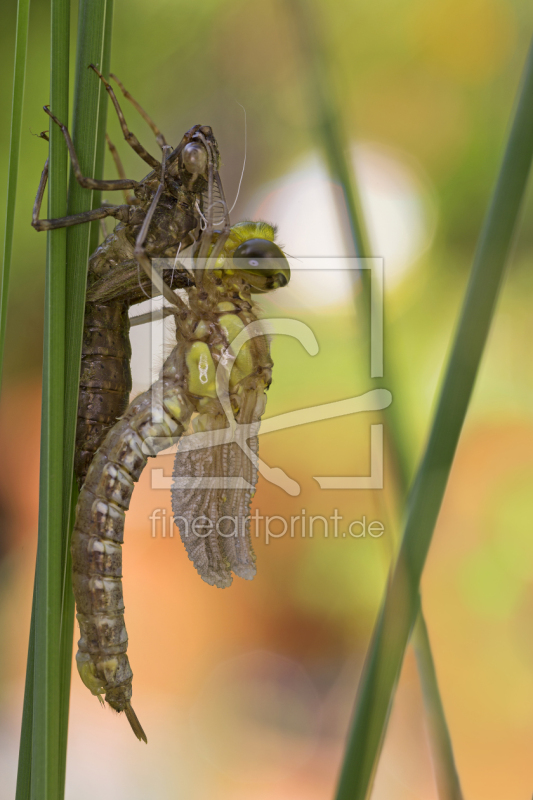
285;3;463;796
9;2;34;793
57;486;77;799
16;2;113;797
89;0;114;256
30;0;70;797
58;1;114;794
15;591;35;800
0;0;31;394
334;37;533;800
413;615;463;800
63;0;113;500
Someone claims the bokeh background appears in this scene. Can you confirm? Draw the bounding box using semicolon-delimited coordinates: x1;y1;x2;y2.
1;0;533;797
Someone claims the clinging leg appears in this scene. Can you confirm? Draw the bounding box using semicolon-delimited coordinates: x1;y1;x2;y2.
44;106;138;193
89;64;161;170
31;157;129;231
110;72;168;150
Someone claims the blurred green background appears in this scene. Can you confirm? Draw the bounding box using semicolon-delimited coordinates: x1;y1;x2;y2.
1;0;533;797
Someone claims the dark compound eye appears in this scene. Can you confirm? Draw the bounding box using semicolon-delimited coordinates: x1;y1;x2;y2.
232;238;290;293
234;238;284;266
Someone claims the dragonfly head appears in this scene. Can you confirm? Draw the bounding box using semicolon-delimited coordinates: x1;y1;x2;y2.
219;221;290;293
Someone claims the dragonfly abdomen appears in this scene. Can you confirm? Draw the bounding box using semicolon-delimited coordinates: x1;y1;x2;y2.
75;298;132;485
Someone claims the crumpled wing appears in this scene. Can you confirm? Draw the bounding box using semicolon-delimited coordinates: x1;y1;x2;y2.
171;427;259;588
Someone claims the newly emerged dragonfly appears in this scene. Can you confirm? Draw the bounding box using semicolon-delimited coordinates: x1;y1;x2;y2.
32;70;290;742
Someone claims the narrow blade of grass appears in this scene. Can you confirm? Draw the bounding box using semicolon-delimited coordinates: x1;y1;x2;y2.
8;3;35;796
58;1;114;794
57;488;77;799
63;0;113;474
0;0;31;394
89;0;115;256
335;37;533;800
30;0;70;797
59;0;113;601
15;591;35;800
284;2;463;797
413;614;463;800
16;2;113;798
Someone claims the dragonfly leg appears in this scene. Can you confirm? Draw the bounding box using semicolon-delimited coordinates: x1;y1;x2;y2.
31;158;129;231
129;305;175;327
43;105;138;192
106;135;138;205
32;157;49;227
110;72;168;151
133;147;188;310
89;64;160;170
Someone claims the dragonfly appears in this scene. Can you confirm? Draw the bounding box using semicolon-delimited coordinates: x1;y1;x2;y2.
32;70;291;742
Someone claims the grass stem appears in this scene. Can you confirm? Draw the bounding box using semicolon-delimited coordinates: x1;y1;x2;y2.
16;2;114;797
334;36;533;800
0;0;31;394
284;2;463;796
